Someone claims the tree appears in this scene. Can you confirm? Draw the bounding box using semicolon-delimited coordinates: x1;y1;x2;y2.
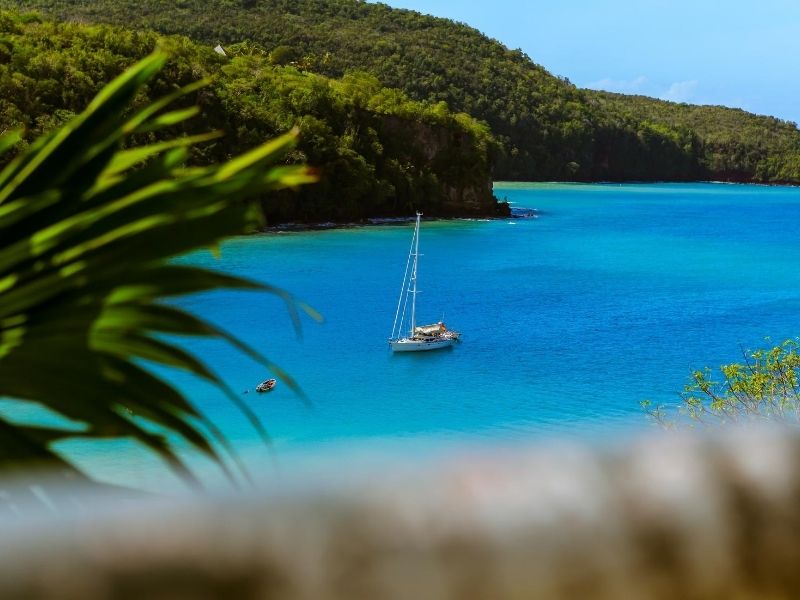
644;339;800;428
0;50;318;492
268;45;297;66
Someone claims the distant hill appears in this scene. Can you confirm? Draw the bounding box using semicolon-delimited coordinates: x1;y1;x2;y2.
4;0;800;183
590;91;800;182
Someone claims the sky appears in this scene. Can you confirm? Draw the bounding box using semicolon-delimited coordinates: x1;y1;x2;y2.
377;0;800;124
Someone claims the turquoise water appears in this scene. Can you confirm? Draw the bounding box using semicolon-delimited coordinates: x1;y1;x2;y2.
53;183;800;486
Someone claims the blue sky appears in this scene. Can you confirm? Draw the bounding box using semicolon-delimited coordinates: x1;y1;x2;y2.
378;0;800;124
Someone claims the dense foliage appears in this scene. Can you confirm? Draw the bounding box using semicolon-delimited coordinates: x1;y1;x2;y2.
592;92;800;183
0;52;317;492
215;53;500;221
9;0;800;183
0;11;503;223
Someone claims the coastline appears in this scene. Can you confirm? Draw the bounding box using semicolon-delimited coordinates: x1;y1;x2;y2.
260;179;799;233
258;208;539;233
262;208;537;233
495;179;800;187
258;180;800;233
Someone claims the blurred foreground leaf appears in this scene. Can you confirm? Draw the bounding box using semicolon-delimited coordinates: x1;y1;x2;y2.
0;51;317;489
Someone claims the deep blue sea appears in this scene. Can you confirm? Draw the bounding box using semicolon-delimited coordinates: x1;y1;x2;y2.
48;183;800;488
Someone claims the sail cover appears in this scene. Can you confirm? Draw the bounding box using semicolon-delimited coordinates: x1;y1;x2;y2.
414;323;447;335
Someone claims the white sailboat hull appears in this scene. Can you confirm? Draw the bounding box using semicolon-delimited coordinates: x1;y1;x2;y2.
389;337;457;352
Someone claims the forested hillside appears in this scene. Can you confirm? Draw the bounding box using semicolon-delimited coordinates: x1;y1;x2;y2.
0;11;504;222
7;0;800;183
591;92;800;182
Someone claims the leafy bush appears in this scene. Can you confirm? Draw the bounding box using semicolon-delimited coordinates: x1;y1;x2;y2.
644;340;800;428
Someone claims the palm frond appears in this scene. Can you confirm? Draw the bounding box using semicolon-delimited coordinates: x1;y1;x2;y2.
0;51;318;487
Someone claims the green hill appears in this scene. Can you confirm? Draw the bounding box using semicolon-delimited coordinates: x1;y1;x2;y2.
589;91;800;182
4;0;800;184
0;0;584;179
0;11;504;222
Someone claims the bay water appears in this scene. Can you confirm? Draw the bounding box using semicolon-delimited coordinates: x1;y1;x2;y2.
51;183;800;488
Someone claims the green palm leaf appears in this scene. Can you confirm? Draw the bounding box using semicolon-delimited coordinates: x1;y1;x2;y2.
0;50;318;488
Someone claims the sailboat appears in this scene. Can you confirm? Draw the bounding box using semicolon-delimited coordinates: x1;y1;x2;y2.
389;213;461;352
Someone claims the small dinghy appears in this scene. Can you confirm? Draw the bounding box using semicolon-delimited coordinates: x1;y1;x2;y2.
256;378;277;393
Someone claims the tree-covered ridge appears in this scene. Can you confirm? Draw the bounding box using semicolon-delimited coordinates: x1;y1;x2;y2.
0;11;503;222
0;0;621;179
11;0;800;184
590;91;800;182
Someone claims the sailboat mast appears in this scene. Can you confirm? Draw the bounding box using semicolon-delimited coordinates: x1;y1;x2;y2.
410;212;421;336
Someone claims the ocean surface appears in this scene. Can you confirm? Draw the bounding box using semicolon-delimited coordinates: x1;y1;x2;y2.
44;183;800;488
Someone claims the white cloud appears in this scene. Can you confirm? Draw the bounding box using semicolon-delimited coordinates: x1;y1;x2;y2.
584;75;649;94
659;80;698;103
583;76;701;104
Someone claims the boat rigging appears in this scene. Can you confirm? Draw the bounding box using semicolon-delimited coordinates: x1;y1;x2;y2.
389;213;461;352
